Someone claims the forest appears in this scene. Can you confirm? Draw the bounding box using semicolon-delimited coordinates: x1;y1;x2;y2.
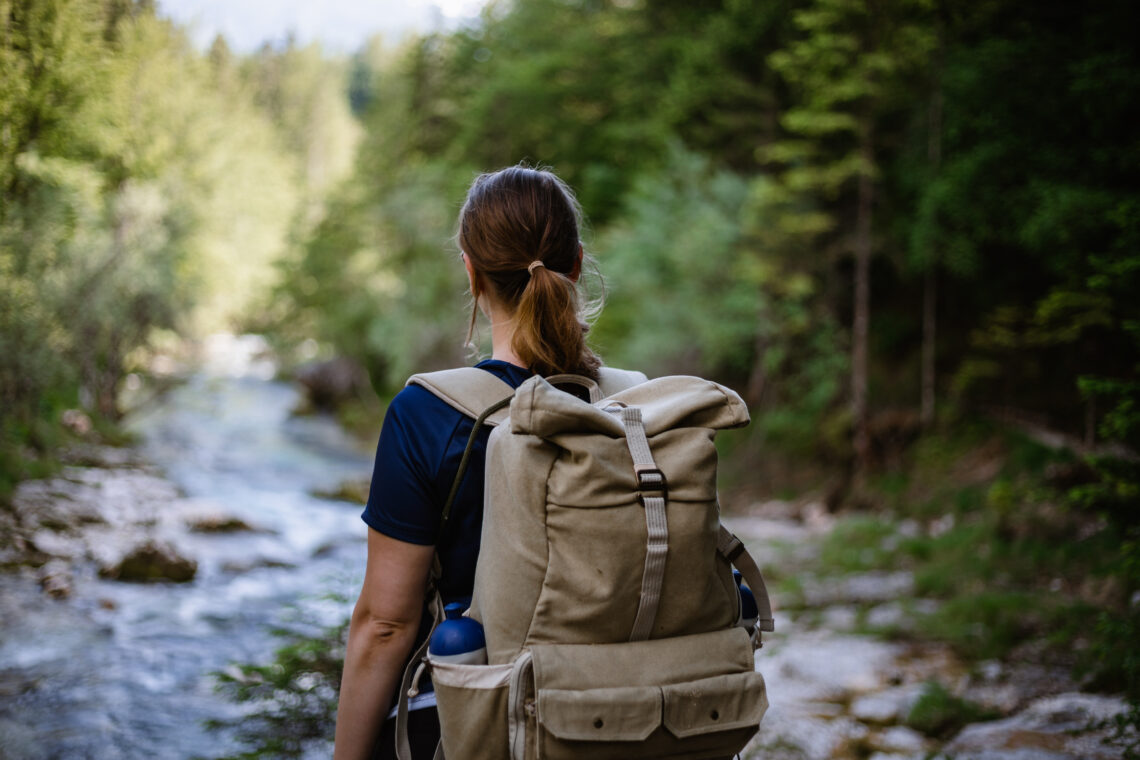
1;0;1138;757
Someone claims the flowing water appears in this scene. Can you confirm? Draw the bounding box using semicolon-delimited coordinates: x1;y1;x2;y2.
0;336;374;759
1;337;1124;760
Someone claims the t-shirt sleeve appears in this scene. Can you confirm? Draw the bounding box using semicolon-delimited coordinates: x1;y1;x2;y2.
360;385;448;545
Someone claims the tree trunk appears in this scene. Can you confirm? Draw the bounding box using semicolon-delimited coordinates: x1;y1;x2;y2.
745;328;770;409
1084;394;1096;448
920;79;943;428
852;121;874;472
921;267;937;426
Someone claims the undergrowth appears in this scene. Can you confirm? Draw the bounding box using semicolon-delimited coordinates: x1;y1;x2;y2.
809;421;1139;752
905;680;1001;739
204;606;348;759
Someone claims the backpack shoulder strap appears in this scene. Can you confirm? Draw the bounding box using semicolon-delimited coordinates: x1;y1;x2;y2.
408;367;516;426
394;368;516;760
717;525;775;646
597;366;648;397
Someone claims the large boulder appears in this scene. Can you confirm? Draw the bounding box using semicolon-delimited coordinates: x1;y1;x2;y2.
943;692;1128;760
293;356;371;410
97;538;197;583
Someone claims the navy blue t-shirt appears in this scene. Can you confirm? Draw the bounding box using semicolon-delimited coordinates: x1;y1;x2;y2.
361;359;532;709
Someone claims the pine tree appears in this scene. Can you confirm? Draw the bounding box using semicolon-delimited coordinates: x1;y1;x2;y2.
767;0;935;473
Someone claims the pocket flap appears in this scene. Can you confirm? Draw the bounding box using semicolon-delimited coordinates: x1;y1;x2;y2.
538;686;661;742
430;660;513;689
661;671;769;739
529;627;754;690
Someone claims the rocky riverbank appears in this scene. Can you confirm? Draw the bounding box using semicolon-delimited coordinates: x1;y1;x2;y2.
0;359;374;759
730;505;1132;760
1;438;1132;758
0;443;261;597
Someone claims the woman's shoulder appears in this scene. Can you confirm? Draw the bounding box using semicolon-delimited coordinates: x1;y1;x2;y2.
387;361;529;424
385;382;460;427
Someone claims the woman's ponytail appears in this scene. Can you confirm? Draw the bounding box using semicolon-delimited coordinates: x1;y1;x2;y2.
458;166;602;379
511;262;601;379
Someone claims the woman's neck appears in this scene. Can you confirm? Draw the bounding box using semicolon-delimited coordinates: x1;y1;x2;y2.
486;302;525;369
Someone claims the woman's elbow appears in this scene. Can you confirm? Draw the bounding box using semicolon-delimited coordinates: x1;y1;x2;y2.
348;605;418;650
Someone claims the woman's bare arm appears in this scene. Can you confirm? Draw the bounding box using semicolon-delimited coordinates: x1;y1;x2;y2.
333;528;435;760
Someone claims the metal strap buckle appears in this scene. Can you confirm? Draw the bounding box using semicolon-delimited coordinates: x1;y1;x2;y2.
635;467;668;505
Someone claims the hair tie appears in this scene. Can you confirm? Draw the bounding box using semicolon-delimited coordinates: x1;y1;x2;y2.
527;260;545;275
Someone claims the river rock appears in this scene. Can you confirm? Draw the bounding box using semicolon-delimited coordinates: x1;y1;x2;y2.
29;529;84;559
850;683;925;723
749;630;899;758
293;356;370;410
801;571;915;607
819;604;859;630
312;477;371;505
97;538;197;583
11;476;96;530
874;725;928;753
765;630;904;703
58;443;142;468
13;465;178;531
943;692;1128;760
38;559;72;598
220;556;295;573
750;713;870;760
185;512;257;533
961;659;1081;714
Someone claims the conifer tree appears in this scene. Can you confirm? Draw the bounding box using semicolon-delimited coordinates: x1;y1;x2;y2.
767;0;935;472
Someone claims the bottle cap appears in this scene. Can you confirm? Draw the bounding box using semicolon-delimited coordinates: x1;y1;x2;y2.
430;604;487;658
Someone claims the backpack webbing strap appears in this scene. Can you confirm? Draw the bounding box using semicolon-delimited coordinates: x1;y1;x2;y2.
441;395;513;526
717;525;776;643
507;650;534;760
395;582;445;760
398;391;513;760
408;367;516;426
621;406;669;641
596;366;649;397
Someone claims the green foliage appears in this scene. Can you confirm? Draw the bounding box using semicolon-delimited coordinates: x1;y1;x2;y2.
206;615;347;760
1;0;357;489
6;0;1139;747
917;591;1088;661
921;3;1140;433
276;159;472;392
810;428;1125;664
1082;527;1140;757
817;517;897;573
594;145;757;375
905;680;999;739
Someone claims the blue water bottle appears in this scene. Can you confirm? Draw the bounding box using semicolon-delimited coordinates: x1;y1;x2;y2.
429;603;488;665
734;570;758;634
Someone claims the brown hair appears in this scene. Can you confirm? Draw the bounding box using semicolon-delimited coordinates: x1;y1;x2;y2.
458;166;602;379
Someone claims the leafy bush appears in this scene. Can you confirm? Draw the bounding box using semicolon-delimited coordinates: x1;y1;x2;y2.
206;616;347;760
905;680;999;739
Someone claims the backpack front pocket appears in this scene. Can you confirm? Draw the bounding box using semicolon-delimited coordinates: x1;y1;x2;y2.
528;628;767;760
538;686;660;742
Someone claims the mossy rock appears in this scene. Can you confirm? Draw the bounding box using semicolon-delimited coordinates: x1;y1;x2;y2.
98;539;197;583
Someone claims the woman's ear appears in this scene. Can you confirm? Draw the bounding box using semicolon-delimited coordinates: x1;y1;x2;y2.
463;252;479;295
569;244;583;283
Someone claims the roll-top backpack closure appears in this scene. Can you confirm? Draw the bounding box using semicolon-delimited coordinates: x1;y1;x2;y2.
510;375;750;439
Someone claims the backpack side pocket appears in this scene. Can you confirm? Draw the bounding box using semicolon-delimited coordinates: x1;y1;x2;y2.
430;660;513;760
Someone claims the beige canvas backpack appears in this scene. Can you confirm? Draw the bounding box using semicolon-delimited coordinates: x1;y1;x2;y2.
395;367;774;760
